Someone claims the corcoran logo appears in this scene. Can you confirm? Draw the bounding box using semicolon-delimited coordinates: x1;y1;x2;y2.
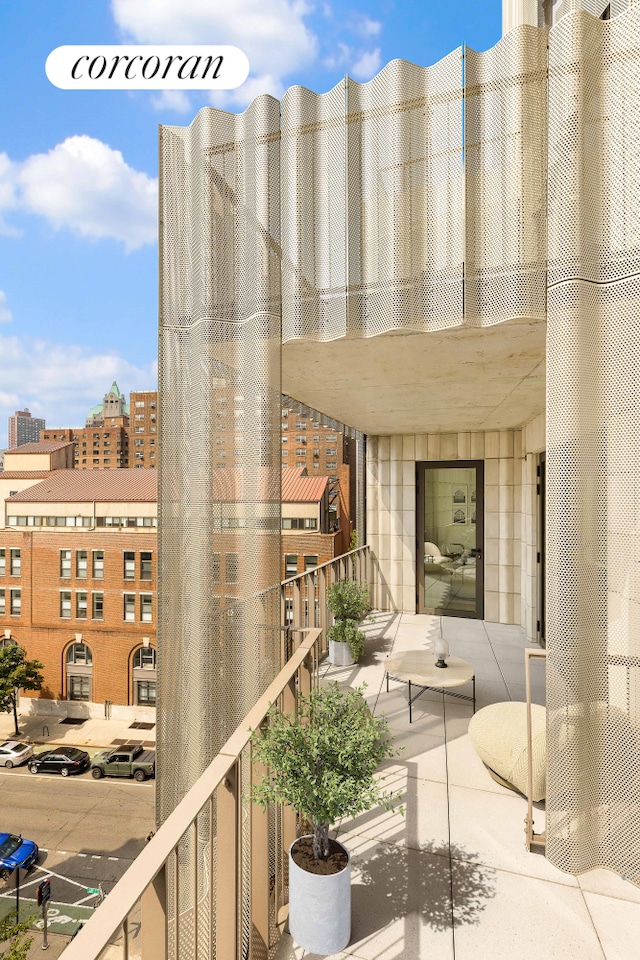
46;45;249;90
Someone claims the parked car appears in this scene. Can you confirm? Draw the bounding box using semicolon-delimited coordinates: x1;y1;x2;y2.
0;832;39;880
90;744;155;782
0;741;33;769
29;748;90;777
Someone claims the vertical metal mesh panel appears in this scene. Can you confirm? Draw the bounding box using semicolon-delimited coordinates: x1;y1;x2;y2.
281;55;464;341
546;7;640;884
158;98;283;828
464;27;548;324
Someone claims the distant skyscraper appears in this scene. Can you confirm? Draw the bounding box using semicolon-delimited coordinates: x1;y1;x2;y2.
8;409;45;449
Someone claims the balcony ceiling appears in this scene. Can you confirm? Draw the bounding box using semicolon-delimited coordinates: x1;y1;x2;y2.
282;318;546;436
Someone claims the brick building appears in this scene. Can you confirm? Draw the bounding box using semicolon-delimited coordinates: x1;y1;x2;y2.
0;467;156;712
281;467;342;580
8;409;45;449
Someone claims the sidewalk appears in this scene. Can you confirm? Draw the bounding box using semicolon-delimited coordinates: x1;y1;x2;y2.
0;710;156;753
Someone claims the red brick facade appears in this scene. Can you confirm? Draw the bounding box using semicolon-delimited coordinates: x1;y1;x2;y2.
0;528;156;706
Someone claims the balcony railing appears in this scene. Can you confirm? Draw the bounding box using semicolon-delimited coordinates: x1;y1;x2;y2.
62;545;371;960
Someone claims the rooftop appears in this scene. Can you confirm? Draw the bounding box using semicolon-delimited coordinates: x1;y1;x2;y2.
7;440;73;454
6;468;157;503
282;467;329;503
276;613;640;960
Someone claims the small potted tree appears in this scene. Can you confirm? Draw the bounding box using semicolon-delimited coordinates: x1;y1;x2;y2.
251;682;400;956
327;580;372;666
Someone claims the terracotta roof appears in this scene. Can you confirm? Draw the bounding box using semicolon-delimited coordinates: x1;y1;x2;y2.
282;470;328;503
0;471;52;480
6;469;157;503
6;440;73;454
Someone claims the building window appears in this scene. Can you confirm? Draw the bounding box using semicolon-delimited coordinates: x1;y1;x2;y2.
76;550;88;578
296;421;307;429
136;681;156;705
225;553;239;584
295;435;307;443
60;550;71;578
0;549;4;577
60;591;72;618
92;593;104;620
140;594;153;622
0;590;4;616
135;426;144;433
76;592;88;619
285;554;298;577
124;593;136;622
304;518;317;529
313;435;320;442
134;647;156;670
124;551;135;580
67;642;92;665
282;517;318;530
140;552;152;581
304;556;319;570
10;550;20;576
92;551;104;579
135;401;145;408
325;447;337;456
10;590;21;616
325;434;337;441
212;553;220;583
296;448;307;456
326;462;337;470
68;676;90;701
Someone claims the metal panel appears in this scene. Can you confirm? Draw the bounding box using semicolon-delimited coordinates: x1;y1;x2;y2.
158;96;283;828
546;8;640;884
464;28;548;325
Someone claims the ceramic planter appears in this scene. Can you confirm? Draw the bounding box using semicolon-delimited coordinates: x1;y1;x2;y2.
288;837;351;955
328;638;355;667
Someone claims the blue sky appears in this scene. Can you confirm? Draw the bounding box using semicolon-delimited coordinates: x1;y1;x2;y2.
0;0;501;447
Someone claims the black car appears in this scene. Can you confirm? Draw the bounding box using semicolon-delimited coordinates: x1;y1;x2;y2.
29;748;90;777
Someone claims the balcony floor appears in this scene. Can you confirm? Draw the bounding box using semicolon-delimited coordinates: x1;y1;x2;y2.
276;613;640;960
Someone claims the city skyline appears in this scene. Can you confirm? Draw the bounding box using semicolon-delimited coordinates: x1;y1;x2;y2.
0;0;502;448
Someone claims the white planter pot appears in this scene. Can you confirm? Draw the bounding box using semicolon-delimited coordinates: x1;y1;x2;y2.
328;639;355;666
288;837;351;955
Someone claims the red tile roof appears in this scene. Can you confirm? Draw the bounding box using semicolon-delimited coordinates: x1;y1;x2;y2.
6;440;73;454
7;469;157;503
0;471;52;480
282;469;328;503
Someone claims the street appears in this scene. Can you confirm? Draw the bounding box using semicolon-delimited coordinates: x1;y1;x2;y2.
0;765;154;921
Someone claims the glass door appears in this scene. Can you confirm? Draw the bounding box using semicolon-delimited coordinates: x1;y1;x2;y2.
416;461;484;618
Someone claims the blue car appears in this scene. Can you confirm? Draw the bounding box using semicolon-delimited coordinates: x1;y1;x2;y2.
0;832;39;880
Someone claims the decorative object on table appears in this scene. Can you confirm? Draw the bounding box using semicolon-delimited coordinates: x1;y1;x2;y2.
250;682;401;956
434;637;450;668
327;579;372;665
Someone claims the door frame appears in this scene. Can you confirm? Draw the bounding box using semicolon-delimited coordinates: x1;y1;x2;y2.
416;460;485;619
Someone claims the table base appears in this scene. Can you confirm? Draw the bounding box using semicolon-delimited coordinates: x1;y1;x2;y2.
385;672;476;723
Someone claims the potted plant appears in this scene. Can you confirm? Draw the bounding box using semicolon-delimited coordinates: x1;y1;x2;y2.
326;580;372;666
251;682;400;956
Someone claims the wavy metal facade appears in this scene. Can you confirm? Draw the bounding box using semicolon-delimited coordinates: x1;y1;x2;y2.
159;4;640;886
546;7;640;884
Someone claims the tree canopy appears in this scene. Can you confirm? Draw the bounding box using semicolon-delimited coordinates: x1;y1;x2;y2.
0;644;44;736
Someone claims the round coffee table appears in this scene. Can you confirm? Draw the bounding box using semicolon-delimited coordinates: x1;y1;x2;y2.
385;651;476;722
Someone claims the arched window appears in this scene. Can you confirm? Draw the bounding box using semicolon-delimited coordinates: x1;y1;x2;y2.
0;637;17;649
132;646;156;706
65;642;93;700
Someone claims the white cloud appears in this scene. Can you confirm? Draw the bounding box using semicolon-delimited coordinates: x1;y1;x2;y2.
17;136;157;253
0;333;157;447
350;48;382;81
151;90;194;114
0;291;12;324
111;0;318;91
351;15;381;38
323;42;351;71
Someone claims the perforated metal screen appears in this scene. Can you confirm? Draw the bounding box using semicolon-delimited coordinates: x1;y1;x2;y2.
158;4;640;888
546;8;640;884
158;101;283;824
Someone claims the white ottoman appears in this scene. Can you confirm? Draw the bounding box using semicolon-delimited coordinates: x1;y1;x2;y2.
468;701;547;801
